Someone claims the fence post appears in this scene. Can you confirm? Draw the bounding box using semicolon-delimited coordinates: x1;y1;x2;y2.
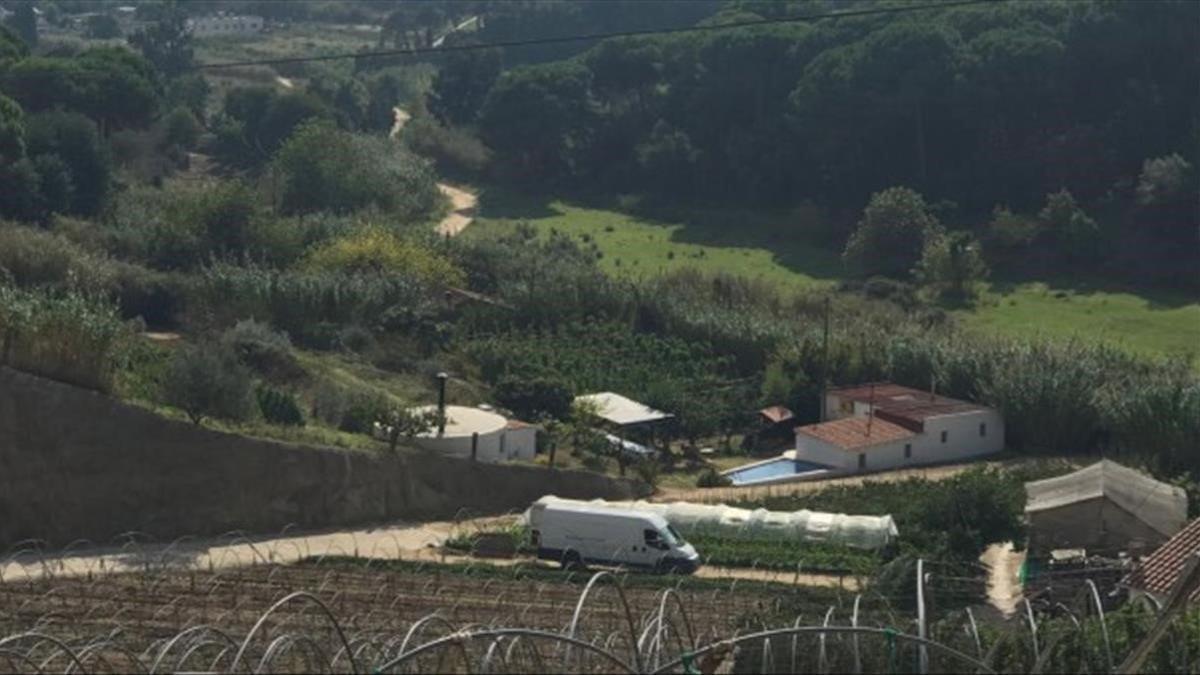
917;558;929;674
471;432;478;462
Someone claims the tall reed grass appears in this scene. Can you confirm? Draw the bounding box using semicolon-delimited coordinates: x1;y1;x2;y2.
0;285;130;392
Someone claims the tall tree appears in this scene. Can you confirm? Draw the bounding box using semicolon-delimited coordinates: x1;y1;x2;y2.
479;61;594;179
128;4;194;78
429;48;502;127
5;4;37;49
843;187;942;279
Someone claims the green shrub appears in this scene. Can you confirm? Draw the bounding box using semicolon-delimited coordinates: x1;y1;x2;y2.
0;224;116;290
162;105;201;150
311;381;350;427
273;120;440;219
0;285;130;392
338;392;390;434
162;341;254;425
221;319;301;379
696;467;732;488
336;325;376;354
256;384;305;426
402;115;491;176
494;375;574;421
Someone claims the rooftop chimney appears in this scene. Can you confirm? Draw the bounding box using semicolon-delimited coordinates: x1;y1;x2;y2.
436;372;448;436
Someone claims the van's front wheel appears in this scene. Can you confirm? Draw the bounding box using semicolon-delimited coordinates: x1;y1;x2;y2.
561;551;585;571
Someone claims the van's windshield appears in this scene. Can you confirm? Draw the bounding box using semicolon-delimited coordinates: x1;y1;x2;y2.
662;525;686;546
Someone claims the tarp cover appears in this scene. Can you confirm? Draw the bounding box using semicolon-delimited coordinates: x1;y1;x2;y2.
526;496;899;551
1025;460;1187;539
575;392;673;426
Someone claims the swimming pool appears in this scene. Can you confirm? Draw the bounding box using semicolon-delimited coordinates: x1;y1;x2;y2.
724;457;832;486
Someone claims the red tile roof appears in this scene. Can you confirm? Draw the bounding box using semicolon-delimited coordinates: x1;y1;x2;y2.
796;416;916;451
759;405;795;424
1123;517;1200;601
829;382;986;429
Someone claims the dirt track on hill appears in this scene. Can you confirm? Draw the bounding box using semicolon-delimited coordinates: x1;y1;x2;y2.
0;516;857;590
436;183;478;237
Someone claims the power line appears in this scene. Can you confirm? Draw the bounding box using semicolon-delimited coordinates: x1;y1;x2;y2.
192;0;1000;71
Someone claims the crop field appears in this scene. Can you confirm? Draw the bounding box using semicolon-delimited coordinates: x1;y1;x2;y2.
472;193;1200;364
2;536;1198;673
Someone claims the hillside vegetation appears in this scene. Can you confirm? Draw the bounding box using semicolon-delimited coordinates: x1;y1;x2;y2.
0;2;1195;498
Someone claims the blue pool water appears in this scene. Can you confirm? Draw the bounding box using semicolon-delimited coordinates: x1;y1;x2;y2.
725;458;830;486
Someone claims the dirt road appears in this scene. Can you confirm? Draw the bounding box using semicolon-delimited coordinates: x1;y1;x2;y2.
981;541;1025;616
1;516;856;590
4;514;859;588
436;183;478;237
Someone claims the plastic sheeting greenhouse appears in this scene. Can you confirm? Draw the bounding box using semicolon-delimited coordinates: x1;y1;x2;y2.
526;496;899;551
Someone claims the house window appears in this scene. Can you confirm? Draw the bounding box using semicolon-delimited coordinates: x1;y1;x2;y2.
940;430;948;443
904;443;912;459
857;453;866;470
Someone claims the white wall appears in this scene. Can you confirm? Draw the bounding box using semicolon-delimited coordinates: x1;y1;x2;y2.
916;409;1004;464
414;427;538;463
795;437;856;471
504;427;538;462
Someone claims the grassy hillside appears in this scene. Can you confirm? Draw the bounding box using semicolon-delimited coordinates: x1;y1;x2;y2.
469;191;1200;363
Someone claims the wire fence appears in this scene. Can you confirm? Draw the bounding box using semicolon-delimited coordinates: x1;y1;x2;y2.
0;534;1193;673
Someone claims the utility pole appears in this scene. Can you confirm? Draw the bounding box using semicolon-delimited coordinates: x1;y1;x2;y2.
820;296;831;422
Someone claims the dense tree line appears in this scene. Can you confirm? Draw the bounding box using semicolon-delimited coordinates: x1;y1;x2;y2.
450;0;1198;283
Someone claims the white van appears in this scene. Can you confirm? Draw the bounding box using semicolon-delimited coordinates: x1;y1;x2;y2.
527;502;700;574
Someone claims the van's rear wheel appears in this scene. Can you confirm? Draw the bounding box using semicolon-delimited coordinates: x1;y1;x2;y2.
561;551;585;571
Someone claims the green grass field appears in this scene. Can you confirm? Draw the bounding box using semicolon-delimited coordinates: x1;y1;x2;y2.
964;282;1200;361
470;191;1200;363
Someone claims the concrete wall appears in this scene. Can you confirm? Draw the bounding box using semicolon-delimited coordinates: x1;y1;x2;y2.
0;367;647;548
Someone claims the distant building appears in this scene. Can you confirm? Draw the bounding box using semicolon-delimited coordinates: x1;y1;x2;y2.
186;13;263;38
1025;460;1187;557
389;405;537;463
792;382;1004;473
1122;516;1200;605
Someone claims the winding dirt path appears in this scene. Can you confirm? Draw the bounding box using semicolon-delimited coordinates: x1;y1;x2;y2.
436;183;478;237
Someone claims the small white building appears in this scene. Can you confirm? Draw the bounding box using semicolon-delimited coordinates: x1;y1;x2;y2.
406;404;537;463
186;14;264;38
794;383;1004;473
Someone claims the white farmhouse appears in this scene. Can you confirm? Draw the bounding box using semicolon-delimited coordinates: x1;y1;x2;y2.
186;14;264;38
793;382;1004;473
